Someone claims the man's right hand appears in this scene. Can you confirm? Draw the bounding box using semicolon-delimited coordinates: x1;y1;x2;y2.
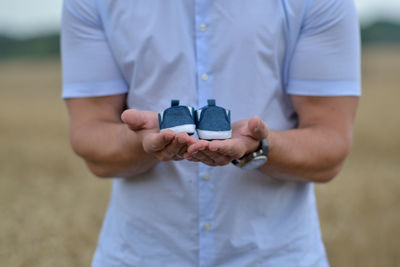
121;109;198;161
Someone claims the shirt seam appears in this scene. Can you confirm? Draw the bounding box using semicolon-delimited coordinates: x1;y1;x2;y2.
64;0;101;28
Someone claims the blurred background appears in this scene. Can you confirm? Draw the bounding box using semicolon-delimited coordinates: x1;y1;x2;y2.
0;0;399;266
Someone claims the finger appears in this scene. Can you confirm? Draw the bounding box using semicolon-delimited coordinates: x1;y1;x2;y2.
172;154;185;161
177;144;188;156
201;149;232;166
248;116;269;140
184;154;200;162
207;140;224;152
161;131;194;159
190;151;217;166
209;139;244;158
184;139;208;159
143;131;175;153
187;140;209;154
176;132;198;147
121;109;146;131
183;152;193;160
162;138;187;159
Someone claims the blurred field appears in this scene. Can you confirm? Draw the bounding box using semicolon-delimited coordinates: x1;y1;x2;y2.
0;46;399;266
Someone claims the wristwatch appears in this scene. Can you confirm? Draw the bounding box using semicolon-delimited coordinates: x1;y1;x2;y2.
232;138;269;170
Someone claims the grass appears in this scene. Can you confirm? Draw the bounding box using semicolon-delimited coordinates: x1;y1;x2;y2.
1;45;399;266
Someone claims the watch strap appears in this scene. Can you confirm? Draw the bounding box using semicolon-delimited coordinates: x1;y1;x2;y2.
261;137;269;157
231;137;269;168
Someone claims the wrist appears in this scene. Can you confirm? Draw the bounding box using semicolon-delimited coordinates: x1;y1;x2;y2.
232;137;269;170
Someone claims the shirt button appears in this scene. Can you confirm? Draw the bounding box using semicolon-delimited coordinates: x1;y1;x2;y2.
199;24;207;32
203;173;210;181
201;73;208;81
203;223;211;230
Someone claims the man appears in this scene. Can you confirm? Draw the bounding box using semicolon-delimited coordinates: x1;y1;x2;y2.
62;0;360;266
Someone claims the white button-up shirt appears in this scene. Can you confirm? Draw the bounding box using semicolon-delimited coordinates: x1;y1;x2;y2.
62;0;360;266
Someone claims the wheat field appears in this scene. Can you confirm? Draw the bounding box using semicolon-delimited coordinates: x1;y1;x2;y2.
0;45;399;266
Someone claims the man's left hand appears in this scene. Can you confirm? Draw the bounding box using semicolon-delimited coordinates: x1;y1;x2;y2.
184;116;269;166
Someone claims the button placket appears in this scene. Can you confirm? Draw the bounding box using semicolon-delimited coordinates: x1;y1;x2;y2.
195;1;215;265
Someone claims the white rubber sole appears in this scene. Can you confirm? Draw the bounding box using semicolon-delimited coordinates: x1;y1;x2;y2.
161;124;196;134
197;129;232;140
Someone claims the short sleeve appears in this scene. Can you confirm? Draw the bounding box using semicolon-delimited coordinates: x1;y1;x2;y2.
61;0;128;98
287;0;361;96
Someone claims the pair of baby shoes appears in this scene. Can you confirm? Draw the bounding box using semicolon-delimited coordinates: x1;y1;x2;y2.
158;99;231;140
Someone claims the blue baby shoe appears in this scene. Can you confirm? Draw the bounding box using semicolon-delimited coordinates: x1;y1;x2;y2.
159;100;196;135
195;99;232;140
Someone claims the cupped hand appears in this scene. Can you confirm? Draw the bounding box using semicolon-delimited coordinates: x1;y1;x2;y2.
121;109;197;161
184;116;269;166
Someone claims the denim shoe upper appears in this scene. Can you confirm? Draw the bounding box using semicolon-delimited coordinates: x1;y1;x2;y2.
159;100;195;130
196;99;231;131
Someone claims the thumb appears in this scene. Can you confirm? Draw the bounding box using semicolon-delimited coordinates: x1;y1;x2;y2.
121;109;146;131
248;116;269;140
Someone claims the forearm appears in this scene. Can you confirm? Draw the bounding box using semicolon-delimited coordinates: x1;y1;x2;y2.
260;126;351;183
70;120;158;178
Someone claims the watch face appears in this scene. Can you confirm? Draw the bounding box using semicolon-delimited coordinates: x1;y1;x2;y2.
241;156;267;170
